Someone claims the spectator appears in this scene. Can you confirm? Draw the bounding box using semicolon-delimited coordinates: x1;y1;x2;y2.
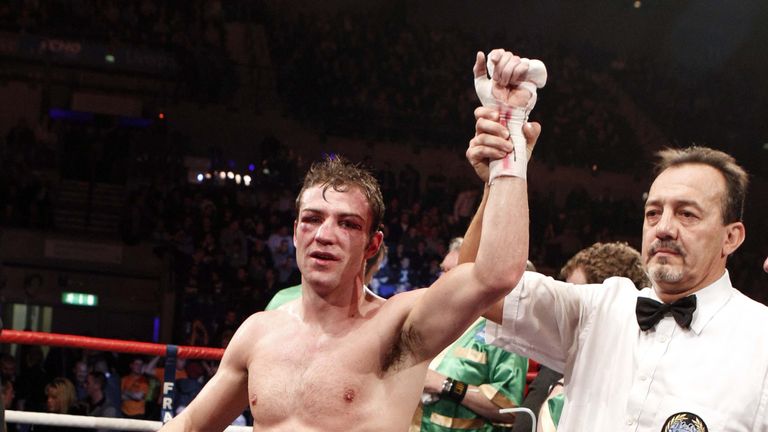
0;355;16;383
173;362;206;415
71;361;88;404
33;377;84;432
85;371;120;432
120;357;149;419
414;238;528;431
186;320;210;347
91;356;121;412
212;310;240;348
15;346;48;413
2;376;16;432
266;226;292;256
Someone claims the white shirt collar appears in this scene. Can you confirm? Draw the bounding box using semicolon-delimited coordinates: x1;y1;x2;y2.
644;270;734;335
688;270;734;335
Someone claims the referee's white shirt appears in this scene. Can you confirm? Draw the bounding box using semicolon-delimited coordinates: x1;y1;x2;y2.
485;271;768;431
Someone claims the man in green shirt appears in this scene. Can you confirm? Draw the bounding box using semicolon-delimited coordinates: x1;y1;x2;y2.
264;285;301;311
412;238;528;432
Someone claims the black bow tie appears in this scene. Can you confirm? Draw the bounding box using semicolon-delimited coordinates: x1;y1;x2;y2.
636;296;697;331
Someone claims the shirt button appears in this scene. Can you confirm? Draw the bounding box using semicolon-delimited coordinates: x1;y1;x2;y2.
626;417;635;425
639;375;647;381
659;336;668;343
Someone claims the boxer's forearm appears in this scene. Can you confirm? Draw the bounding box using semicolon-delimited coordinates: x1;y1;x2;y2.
473;177;528;294
458;185;490;266
470;51;545;294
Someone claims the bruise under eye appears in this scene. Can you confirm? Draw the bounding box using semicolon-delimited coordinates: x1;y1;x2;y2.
300;213;322;223
341;220;362;229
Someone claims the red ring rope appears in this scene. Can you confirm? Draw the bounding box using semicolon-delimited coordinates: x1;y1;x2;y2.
0;329;224;360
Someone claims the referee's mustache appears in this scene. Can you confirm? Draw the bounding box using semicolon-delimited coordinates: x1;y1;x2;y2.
649;240;685;257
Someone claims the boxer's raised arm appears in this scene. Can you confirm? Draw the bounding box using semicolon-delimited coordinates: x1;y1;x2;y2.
401;49;545;361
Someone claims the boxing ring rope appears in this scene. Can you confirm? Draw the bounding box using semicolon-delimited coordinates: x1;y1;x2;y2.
0;329;224;359
0;329;250;431
6;410;170;431
4;410;252;431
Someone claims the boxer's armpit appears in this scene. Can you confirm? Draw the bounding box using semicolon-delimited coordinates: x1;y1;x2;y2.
381;325;422;373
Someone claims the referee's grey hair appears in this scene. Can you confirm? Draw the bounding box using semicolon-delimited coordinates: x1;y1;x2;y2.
653;146;748;224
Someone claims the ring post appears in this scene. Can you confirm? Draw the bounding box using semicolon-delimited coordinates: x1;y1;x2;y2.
160;345;178;424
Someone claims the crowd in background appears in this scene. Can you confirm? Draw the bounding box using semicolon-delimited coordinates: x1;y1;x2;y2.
0;1;764;173
266;11;643;174
1;0;646;171
1;345;239;428
616;50;768;177
0;0;255;103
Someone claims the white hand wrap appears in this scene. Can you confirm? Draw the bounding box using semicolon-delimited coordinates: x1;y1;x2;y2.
474;56;547;183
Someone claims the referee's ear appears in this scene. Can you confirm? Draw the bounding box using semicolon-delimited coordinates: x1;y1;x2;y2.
722;221;744;258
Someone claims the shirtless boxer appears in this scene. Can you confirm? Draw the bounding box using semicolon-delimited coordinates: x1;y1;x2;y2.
159;49;541;431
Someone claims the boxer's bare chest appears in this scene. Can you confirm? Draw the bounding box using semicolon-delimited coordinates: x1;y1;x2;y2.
248;315;397;425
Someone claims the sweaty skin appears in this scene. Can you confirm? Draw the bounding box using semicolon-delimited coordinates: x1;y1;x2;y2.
240;289;431;430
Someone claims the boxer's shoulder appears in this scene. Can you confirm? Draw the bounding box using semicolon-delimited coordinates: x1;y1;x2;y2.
378;288;426;313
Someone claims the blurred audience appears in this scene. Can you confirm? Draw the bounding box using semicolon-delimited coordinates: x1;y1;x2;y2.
32;377;84;432
85;371;121;432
